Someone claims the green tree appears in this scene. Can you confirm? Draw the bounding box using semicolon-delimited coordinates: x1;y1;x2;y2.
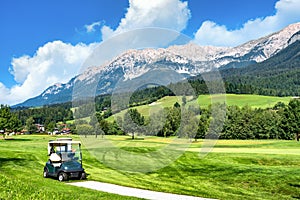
0;105;22;138
179;109;198;141
148;111;165;136
174;102;181;108
123;109;145;139
196;111;210;140
94;123;104;138
207;103;226;139
46;121;56;132
76;124;94;138
89;114;99;128
160;107;181;137
8;114;22;132
281;99;300;140
26;117;37;134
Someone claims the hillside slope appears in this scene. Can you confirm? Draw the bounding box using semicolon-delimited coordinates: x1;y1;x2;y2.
221;40;300;96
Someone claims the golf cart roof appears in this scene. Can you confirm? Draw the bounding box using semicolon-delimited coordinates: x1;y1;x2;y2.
48;140;81;145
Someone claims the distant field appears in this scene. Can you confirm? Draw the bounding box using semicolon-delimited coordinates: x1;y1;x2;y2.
197;94;292;108
1;135;300;199
107;96;187;122
107;94;292;122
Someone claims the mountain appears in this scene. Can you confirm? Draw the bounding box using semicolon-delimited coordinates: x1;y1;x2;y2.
14;22;300;108
16;80;75;107
220;39;300;96
171;23;300;67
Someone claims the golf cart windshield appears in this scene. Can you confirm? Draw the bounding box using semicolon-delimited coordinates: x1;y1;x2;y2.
48;141;82;162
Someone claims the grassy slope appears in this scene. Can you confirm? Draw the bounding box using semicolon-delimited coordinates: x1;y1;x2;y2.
107;96;184;122
197;94;292;108
0;135;139;200
107;94;292;122
2;135;300;199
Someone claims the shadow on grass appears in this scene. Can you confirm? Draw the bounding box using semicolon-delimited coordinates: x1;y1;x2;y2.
0;157;26;169
120;146;157;153
2;138;33;142
289;183;300;188
124;137;145;140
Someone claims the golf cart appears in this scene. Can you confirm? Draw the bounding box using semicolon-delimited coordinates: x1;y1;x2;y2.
43;138;86;181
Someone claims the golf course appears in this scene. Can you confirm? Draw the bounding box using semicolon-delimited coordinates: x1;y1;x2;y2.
1;134;300;199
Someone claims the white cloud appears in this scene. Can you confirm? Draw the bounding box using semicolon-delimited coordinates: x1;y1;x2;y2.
0;0;191;106
101;0;191;40
85;21;101;33
1;41;96;105
194;0;300;47
101;25;114;41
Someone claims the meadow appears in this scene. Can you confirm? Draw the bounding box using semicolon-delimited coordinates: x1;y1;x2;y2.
107;94;292;122
1;134;300;199
197;94;292;108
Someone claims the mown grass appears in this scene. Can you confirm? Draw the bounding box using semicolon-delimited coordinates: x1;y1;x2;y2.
0;135;140;200
2;135;300;199
197;94;292;108
83;136;300;200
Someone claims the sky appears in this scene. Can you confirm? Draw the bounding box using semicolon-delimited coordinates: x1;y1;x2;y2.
0;0;300;105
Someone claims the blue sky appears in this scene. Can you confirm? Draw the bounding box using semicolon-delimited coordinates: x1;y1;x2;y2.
0;0;299;105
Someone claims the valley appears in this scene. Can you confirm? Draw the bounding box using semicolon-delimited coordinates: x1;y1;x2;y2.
1;21;300;200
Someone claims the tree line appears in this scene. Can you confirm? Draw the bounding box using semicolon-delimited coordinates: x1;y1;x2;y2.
2;97;300;140
77;98;300;141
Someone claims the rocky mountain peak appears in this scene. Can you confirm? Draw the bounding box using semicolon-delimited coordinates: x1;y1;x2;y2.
14;22;300;107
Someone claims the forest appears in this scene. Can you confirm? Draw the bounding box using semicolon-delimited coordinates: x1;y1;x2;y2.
2;95;300;140
101;98;300;140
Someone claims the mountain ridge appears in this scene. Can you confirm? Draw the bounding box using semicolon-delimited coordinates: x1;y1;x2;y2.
14;22;300;108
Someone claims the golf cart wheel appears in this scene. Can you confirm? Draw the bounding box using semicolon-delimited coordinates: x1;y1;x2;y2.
43;168;49;178
80;172;87;180
58;172;68;182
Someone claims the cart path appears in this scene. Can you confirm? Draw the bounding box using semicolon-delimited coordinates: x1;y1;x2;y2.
68;181;215;200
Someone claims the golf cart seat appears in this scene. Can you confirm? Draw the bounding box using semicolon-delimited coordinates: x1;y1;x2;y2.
49;153;62;167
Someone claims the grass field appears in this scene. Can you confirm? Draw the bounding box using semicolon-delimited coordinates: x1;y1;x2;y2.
0;135;139;200
197;94;292;108
1;135;300;199
107;96;185;122
107;94;292;122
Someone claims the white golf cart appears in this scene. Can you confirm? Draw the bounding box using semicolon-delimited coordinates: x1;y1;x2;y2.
43;138;86;181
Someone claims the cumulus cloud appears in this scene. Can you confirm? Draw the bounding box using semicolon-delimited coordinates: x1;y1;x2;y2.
194;0;300;47
101;0;191;40
1;0;191;105
85;21;101;33
1;41;96;105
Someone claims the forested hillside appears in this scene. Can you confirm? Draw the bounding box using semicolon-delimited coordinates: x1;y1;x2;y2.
184;40;300;96
220;40;300;96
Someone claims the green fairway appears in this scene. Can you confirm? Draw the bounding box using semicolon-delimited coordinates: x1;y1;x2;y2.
197;94;292;108
0;135;139;200
1;135;300;199
82;136;300;200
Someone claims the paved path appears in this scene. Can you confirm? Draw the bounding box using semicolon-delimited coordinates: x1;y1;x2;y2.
68;181;215;200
